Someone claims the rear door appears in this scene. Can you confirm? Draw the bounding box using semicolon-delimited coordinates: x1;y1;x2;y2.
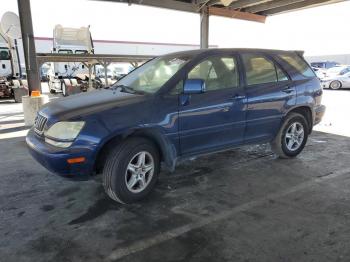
241;52;296;143
179;54;246;156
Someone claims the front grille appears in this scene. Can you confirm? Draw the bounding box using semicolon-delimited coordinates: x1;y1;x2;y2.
34;113;47;135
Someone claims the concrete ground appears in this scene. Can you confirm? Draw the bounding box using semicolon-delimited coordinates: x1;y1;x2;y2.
0;89;350;262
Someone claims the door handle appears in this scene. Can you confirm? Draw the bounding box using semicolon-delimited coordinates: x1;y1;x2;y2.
230;95;246;101
282;87;294;93
222;106;230;112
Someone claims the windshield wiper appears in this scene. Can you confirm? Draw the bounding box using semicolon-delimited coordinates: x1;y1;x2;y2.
109;84;136;94
109;84;149;95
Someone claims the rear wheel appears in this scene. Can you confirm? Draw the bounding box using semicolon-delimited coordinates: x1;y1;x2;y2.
271;113;309;158
102;137;160;204
329;80;342;90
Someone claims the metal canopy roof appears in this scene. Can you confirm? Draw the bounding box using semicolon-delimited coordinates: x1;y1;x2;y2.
18;0;347;93
94;0;345;23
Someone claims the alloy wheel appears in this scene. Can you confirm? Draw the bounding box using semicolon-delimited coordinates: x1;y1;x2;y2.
285;122;304;151
125;151;154;193
330;81;341;90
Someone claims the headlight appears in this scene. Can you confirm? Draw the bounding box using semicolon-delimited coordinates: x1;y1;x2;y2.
44;121;85;148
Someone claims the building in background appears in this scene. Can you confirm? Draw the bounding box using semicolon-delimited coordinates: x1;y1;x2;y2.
306;54;350;65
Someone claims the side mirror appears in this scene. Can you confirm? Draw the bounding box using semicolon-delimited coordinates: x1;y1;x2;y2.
183;79;206;94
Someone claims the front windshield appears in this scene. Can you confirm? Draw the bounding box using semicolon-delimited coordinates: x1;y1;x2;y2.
327;67;345;74
114;55;191;94
58;49;73;54
339;67;350;75
0;48;10;60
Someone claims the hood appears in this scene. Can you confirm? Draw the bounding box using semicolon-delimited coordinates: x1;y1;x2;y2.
40;89;147;120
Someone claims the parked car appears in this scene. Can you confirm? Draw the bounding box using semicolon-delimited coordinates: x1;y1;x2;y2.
321;70;350;89
324;65;350;78
26;49;325;204
310;61;339;70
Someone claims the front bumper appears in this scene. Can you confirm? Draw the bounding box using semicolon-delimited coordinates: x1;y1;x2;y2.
314;105;326;125
321;82;329;89
26;128;95;178
320;80;332;89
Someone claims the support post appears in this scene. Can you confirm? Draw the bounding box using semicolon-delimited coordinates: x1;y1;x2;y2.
17;0;41;93
102;61;110;87
14;39;22;78
88;65;93;90
200;6;209;49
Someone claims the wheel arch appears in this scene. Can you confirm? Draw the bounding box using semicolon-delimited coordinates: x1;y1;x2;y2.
284;105;313;134
94;128;177;174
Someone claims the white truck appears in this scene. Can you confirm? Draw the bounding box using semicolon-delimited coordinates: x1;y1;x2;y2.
0;34;27;102
48;25;93;93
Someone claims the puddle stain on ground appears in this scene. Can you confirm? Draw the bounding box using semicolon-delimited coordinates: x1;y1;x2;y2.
17;211;25;217
56;186;81;197
40;205;55;212
68;197;120;225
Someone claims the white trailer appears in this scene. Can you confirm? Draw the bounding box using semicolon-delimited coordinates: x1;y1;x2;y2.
48;25;93;93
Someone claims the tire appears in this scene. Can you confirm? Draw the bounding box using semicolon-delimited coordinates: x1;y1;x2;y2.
62;83;67;97
102;137;160;204
271;113;309;159
329;80;342;90
48;81;56;94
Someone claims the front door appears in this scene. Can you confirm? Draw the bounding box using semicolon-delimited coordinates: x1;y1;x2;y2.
179;55;246;156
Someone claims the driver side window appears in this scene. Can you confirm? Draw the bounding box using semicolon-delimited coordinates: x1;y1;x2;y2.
187;56;238;91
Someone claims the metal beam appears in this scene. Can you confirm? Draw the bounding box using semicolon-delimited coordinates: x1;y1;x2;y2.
244;0;306;13
17;0;41;93
209;6;266;23
91;0;269;23
200;6;209;49
36;53;153;65
228;0;271;9
261;0;345;15
92;0;197;13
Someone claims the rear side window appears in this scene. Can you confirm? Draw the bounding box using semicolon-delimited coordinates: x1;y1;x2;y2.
242;54;288;85
279;53;315;78
276;67;288;82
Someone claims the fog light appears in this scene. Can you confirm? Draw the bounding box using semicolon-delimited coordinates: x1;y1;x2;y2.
67;157;85;164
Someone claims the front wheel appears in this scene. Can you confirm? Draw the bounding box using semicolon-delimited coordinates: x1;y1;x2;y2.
62;83;68;97
102;137;160;204
271;113;309;158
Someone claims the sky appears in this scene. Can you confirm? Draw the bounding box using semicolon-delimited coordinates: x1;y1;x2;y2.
1;0;350;56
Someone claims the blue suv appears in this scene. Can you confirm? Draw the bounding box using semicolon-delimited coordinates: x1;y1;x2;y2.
26;49;325;203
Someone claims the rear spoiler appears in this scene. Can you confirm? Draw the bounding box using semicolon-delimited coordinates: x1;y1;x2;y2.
294;50;305;57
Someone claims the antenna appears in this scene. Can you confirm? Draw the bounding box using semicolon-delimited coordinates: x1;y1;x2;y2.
1;12;21;39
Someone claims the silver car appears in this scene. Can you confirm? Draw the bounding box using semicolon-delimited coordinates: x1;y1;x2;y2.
321;70;350;90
